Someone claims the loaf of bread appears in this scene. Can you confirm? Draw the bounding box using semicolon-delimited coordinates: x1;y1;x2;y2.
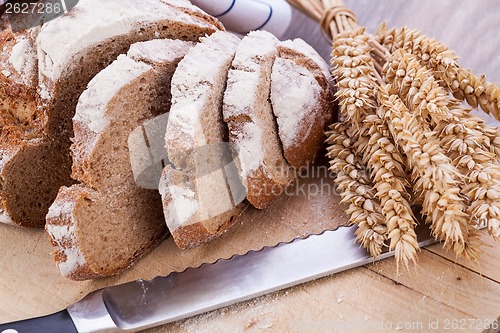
223;30;296;209
0;0;222;228
271;39;333;169
3;1;336;280
46;39;194;280
161;31;248;249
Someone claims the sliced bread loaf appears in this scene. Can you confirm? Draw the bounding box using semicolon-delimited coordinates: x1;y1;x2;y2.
0;0;222;228
223;30;295;209
270;39;333;169
161;31;247;249
46;39;194;280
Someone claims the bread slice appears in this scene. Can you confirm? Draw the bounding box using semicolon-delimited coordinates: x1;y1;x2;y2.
0;0;222;228
160;31;247;249
46;39;194;280
223;30;295;209
270;39;332;169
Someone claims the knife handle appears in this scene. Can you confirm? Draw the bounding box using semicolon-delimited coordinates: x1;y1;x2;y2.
0;309;78;333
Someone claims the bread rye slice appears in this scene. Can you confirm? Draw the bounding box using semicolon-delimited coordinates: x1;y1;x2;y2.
223;30;295;209
277;38;334;125
270;39;333;169
160;31;247;249
46;39;194;280
0;0;222;228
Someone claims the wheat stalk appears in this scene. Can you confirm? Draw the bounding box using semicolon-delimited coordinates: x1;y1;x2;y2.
286;0;498;263
331;27;378;125
363;113;419;268
383;50;500;240
436;104;500;239
328;28;420;266
376;24;500;121
326;123;387;257
377;85;481;259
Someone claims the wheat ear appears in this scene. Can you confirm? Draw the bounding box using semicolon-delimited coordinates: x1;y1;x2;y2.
326;123;387;257
376;24;500;121
436;104;500;239
331;27;378;126
363;113;419;269
384;48;500;156
377;86;481;259
383;49;453;127
330;28;421;265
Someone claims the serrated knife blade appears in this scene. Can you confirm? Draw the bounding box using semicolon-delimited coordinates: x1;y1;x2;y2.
0;224;436;333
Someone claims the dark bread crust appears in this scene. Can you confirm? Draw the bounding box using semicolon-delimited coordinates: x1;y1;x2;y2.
171;203;247;249
0;26;61;228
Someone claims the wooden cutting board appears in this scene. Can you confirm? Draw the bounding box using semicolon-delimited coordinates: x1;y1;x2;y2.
0;159;350;322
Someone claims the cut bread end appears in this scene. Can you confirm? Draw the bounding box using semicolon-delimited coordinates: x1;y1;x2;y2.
46;38;193;279
161;31;246;248
46;184;167;280
277;39;334;126
160;165;248;249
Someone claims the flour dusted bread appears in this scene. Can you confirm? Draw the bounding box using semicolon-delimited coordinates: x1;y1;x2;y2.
0;0;222;228
161;31;247;249
271;39;333;168
223;30;295;209
46;39;194;280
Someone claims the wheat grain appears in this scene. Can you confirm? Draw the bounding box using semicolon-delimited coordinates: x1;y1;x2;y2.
326;123;387;257
449;105;500;161
377;85;480;259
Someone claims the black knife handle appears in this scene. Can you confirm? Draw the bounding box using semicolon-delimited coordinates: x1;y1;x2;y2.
0;309;78;333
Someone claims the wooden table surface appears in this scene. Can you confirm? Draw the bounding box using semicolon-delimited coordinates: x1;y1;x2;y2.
1;1;500;332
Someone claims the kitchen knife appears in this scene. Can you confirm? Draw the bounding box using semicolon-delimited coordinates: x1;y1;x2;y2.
0;224;436;333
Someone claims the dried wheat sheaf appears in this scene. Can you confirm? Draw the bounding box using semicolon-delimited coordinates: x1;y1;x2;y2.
286;0;500;267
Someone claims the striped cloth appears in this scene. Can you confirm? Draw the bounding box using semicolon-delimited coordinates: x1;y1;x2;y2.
191;0;292;38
